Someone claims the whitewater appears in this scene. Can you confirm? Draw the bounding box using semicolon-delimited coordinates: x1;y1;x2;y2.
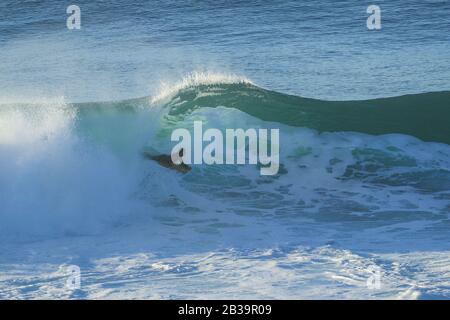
1;0;450;299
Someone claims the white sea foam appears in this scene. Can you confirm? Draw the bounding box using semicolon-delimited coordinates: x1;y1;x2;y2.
1;233;447;299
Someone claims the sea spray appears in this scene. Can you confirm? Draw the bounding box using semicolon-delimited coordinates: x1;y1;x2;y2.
0;100;146;238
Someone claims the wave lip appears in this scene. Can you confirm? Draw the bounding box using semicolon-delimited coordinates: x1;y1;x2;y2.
150;71;253;104
155;80;450;145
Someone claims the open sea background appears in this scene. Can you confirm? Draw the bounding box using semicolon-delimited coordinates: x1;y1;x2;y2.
0;0;449;299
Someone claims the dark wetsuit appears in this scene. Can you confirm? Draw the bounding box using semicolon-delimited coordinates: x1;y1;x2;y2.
143;149;191;173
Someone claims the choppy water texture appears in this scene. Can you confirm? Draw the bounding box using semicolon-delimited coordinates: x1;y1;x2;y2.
0;0;449;299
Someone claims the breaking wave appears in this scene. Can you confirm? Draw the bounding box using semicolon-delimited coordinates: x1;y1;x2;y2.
1;73;449;239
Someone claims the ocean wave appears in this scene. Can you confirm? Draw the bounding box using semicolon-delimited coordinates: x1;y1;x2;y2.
1;75;449;239
3;74;449;145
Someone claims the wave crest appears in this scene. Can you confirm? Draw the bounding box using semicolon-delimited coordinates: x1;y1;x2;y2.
150;71;253;104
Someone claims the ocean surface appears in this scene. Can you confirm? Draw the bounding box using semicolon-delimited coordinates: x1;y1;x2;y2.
0;0;450;299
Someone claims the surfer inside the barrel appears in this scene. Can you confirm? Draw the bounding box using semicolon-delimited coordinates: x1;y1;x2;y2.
143;148;191;174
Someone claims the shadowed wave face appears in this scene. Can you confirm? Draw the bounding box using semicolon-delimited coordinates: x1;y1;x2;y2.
73;82;450;145
157;83;450;145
